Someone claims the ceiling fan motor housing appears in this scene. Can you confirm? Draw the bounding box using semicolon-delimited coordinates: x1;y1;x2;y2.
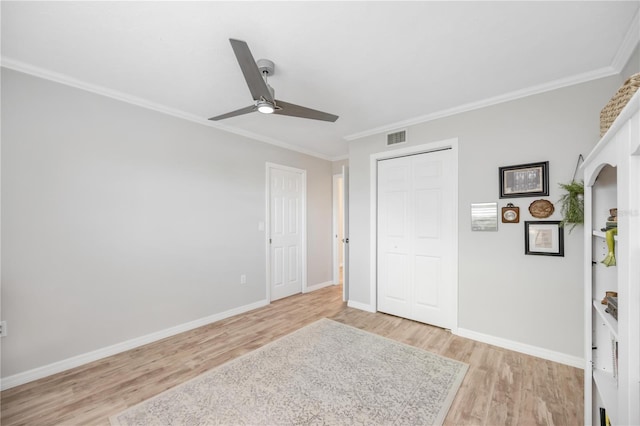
256;58;275;76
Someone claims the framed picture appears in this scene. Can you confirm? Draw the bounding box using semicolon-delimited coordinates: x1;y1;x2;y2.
501;203;520;223
471;202;498;231
525;221;564;256
499;161;549;198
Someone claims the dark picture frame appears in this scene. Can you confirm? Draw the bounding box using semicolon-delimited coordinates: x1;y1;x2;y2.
525;221;564;257
499;161;549;198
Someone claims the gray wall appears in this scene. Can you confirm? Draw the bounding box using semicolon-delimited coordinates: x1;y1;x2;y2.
622;44;639;79
347;75;624;358
331;159;349;175
1;68;333;378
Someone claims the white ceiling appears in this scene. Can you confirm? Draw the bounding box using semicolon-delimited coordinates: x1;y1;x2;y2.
2;1;639;160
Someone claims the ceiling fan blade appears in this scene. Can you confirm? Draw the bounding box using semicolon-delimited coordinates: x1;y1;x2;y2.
208;105;256;121
273;100;339;122
229;39;274;103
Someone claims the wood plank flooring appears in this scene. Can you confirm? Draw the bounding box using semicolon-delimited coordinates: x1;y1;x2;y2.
1;285;583;425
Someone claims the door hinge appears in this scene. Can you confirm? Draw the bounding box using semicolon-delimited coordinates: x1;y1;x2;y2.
269;238;272;244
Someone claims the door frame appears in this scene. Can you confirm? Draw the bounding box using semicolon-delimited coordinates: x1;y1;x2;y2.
332;173;343;286
341;165;349;303
265;162;308;302
369;138;459;331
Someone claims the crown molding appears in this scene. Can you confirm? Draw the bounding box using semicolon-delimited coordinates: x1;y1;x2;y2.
611;8;640;73
0;57;332;161
344;65;619;141
345;11;640;142
330;153;349;162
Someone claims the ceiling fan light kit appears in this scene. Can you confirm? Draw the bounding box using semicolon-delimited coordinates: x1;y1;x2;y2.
257;101;274;114
209;38;338;123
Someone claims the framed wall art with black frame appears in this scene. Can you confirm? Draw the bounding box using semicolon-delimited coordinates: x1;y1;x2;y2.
499;161;549;198
524;221;564;257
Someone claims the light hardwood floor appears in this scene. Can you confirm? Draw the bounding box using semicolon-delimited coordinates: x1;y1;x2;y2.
1;284;583;425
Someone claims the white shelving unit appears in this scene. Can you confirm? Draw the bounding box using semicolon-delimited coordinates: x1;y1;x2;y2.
582;90;639;426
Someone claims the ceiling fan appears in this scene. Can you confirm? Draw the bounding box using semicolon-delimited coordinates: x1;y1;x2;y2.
209;39;339;123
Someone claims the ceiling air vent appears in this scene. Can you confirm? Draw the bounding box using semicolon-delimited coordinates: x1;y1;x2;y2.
387;130;406;146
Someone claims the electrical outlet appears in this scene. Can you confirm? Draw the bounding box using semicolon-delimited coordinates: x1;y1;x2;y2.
1;321;7;337
240;274;246;284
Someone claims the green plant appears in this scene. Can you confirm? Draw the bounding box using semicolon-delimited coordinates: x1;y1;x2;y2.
558;180;584;232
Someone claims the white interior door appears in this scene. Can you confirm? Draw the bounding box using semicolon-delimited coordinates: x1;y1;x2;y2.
268;164;305;301
377;149;455;329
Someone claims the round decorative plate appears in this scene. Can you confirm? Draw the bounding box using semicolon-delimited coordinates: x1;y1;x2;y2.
529;199;555;218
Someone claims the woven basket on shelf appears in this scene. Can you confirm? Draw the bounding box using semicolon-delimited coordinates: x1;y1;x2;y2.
600;72;640;136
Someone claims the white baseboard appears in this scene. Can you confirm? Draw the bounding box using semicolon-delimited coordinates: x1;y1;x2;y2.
0;299;269;391
455;328;584;369
304;281;334;293
347;300;376;313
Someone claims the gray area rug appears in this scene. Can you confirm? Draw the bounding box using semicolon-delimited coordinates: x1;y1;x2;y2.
111;318;468;425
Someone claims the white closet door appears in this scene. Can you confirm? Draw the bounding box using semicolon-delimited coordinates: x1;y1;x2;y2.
377;149;455;329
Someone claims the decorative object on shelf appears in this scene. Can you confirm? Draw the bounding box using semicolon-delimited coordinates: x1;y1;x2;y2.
558;154;584;232
501;203;519;223
528;199;555;218
601;228;618;267
524;221;564;256
605;295;618;321
601;290;618;305
600;72;640;136
603;208;618;230
471;202;498;231
499;161;549;198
